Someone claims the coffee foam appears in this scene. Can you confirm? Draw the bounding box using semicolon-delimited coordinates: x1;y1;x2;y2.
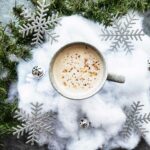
52;44;104;99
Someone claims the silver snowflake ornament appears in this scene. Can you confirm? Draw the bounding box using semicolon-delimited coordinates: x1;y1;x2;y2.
20;1;61;45
100;11;145;54
121;101;150;139
13;102;55;145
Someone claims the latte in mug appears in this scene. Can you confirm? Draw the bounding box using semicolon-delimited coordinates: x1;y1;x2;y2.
50;43;106;99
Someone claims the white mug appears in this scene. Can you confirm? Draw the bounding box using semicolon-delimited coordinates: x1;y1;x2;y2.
49;42;125;100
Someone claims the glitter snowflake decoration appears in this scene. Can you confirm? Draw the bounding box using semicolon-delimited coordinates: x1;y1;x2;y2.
121;101;150;139
20;0;60;45
13;102;55;145
100;11;145;53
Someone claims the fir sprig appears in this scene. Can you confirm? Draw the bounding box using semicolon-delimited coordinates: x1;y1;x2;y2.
31;0;150;26
0;24;31;141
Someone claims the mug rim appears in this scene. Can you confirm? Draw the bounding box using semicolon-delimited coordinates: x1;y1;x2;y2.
49;42;108;100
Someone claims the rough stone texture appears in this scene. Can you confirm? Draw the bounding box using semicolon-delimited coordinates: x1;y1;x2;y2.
0;135;150;150
1;135;48;150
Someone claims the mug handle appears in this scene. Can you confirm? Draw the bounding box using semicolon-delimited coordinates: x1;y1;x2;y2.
107;73;125;83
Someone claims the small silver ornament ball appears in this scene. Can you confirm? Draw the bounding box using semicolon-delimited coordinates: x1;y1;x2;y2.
32;66;44;78
80;117;90;128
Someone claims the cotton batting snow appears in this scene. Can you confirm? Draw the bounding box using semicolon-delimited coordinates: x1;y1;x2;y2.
16;12;150;150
